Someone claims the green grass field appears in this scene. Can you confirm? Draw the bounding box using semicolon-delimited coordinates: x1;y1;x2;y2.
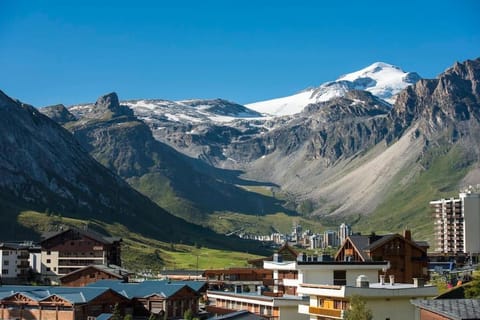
17;211;263;273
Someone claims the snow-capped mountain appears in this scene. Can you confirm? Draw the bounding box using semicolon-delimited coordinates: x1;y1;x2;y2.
124;98;263;124
246;62;421;116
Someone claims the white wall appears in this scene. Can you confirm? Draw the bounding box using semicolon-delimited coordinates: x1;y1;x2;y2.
0;249;19;278
301;268;379;286
366;297;416;320
279;305;308;320
463;193;480;254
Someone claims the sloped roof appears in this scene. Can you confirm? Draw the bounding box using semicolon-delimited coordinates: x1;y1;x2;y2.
41;228;121;245
411;299;480;320
87;279;205;298
0;286;124;305
337;233;428;261
59;264;130;281
341;235;372;261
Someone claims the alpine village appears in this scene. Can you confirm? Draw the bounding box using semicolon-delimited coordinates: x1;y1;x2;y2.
2;46;480;320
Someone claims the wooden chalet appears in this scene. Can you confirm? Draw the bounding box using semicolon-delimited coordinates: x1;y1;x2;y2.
0;286;130;320
40;228;122;283
334;230;429;283
59;264;131;287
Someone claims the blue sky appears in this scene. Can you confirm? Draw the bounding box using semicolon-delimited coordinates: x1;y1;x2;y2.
0;0;479;107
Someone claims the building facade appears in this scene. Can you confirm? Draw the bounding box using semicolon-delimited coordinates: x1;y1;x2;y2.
338;223;351;246
334;230;429;283
0;243;30;283
0;287;130;320
40;228;122;283
431;192;480;255
298;276;437;320
59;265;130;287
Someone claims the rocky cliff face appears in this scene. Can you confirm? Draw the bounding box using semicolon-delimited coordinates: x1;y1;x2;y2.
60;93;287;223
0;90;267;250
222;90;390;166
40;104;77;124
19;58;480;239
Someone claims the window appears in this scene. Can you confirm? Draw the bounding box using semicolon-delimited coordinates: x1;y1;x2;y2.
46;267;51;272
46;259;51;263
333;270;347;285
47;251;51;255
4;251;9;256
2;269;8;274
4;260;9;266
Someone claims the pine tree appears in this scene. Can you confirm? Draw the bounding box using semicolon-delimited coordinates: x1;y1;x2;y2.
344;295;373;320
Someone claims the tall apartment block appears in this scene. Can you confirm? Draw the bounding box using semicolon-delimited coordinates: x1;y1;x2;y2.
430;192;480;255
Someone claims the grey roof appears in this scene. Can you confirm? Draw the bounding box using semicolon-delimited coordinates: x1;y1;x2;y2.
59;264;131;280
87;279;205;298
411;299;480;320
209;310;266;320
41;228;121;245
0;285;122;304
347;235;372;261
0;242;30;250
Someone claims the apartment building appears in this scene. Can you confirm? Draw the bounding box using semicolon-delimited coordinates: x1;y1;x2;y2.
431;192;480;255
40;228;122;283
0;242;31;283
207;254;392;320
298;275;437;320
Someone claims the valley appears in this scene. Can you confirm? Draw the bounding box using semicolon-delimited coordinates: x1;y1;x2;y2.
1;58;479;271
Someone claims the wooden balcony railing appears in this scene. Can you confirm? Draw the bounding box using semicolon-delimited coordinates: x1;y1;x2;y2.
309;306;343;318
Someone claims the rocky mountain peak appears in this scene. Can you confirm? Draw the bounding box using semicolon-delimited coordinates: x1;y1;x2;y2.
93;92;133;118
40;104;77;124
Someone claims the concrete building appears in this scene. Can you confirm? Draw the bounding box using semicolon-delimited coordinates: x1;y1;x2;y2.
309;234;322;250
431;192;480;255
0;243;30;283
298;276;437;320
323;231;339;248
338;223;351;246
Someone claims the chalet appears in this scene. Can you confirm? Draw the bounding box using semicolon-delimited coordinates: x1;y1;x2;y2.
0;286;130;320
40;228;122;284
334;230;429;283
88;279;205;319
59;264;131;287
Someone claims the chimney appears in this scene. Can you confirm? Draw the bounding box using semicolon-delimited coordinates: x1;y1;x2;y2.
403;230;411;241
273;253;283;263
389;275;395;286
379;275;385;285
413;278;424;287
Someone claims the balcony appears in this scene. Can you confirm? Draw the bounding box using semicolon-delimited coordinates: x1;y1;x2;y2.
308;306;343;319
